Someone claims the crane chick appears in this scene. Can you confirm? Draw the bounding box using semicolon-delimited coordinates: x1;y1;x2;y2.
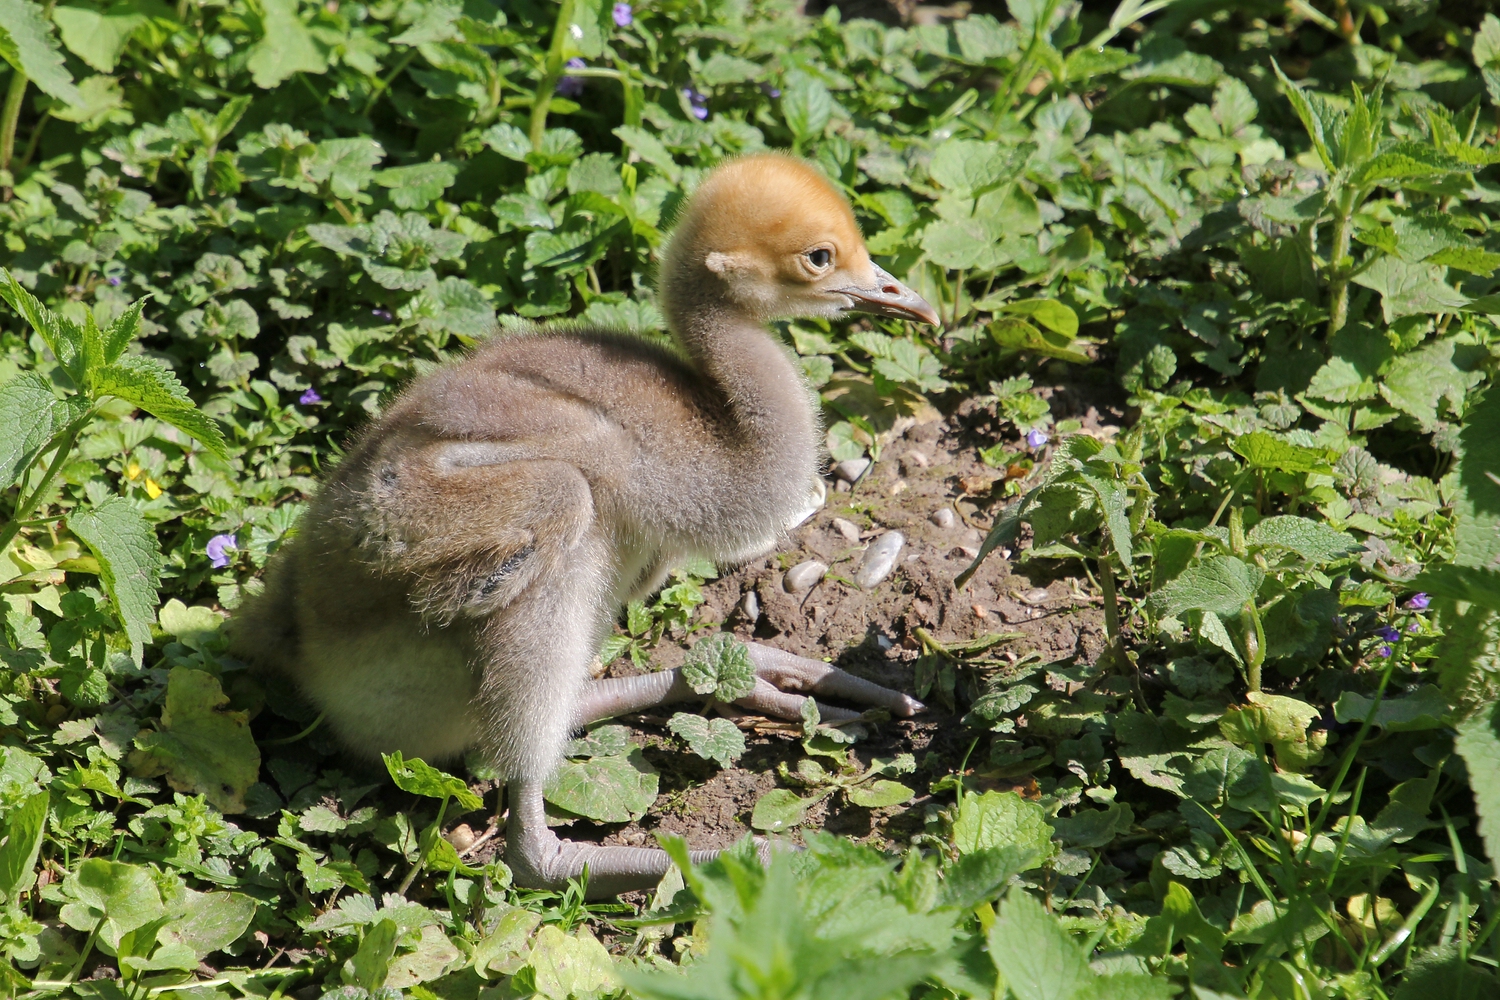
232;153;939;895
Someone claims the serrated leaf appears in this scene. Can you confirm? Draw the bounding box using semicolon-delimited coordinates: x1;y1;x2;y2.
90;355;228;457
1427;246;1500;275
781;75;832;142
987;891;1094;1000
66;497;161;662
1230;431;1333;474
126;667;260;812
565;723;630;758
543;748;658;823
0;0;79;103
246;0;327;89
1150;556;1263;619
383;750;483;809
480;122;532;161
0;267;85;380
667;713;746;768
680;633;755;701
1245;515;1360;564
374;161;458;210
952;790;1055;861
0;372;88;492
1353;143;1471;187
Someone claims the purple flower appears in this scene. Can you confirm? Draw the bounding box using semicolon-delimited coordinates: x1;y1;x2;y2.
299;388;322;405
682;87;709;120
371;308;394;322
1377;645;1393;658
612;2;632;25
107;276;122;287
1377;625;1400;642
206;533;238;569
1406;592;1430;610
1409;621;1420;633
760;82;782;99
557;59;586;98
1025;428;1050;449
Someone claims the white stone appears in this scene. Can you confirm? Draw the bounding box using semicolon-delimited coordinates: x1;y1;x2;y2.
783;560;828;593
929;508;955;529
856;532;904;589
831;517;861;544
833;458;871;483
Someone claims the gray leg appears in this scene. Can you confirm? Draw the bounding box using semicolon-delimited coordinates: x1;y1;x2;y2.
573;641;924;726
505;779;718;897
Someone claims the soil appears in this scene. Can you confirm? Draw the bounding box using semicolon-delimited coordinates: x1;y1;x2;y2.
546;378;1126;872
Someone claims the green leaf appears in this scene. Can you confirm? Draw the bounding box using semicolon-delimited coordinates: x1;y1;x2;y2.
996;299;1078;337
846;779;913;809
922;219;1012;270
1051;802;1133;849
374;161;458;210
525;925;619;999
1378;338;1482;432
935;845;1037;910
0;268;85;381
347;918;399;990
1454;387;1500;569
1454;710;1500;884
52;1;146;73
1149;556;1263;619
543;748;658;823
0;791;46;900
1079;470;1132;570
781;74;832;143
872;340;949;393
1352;256;1471;322
125;667;261;813
1244;516;1360;564
101;296;145;364
1220;691;1326;772
987;317;1089;364
929;138;1015;192
66;497;162;662
565;723;630;758
952;790;1054;862
246;0;327;89
0;372;88;492
383;751;484;810
681;633;756;702
1271;59;1335;172
0;0;79;103
89;354;228;458
1352;143;1472;187
750;787;815;832
57;859;164;947
612;126;680;183
159;889;257;958
987;890;1093;1000
667;713;746;768
1230;431;1333;474
1426;246;1500;275
1333;686;1450;732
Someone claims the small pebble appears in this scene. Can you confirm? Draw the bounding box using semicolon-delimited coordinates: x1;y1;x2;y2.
739;589;760;622
783;559;828;593
446;823;477;852
833;479;850;492
834;458;871;483
831;517;861;544
904;449;930;469
888;479;908;497
929;508;955;529
856;531;905;589
812;605;827;627
1019;588;1051;605
876;634;894;650
972;604;989;619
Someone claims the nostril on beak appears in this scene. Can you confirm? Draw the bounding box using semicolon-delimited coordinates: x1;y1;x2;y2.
882;284;899;294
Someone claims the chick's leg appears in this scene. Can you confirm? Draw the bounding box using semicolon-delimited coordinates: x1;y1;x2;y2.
574;642;923;727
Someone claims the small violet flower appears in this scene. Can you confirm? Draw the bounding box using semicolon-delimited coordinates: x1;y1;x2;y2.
300;388;322;405
612;2;632;26
1409;621;1420;633
107;276;122;287
371;308;395;322
1377;625;1401;643
1025;428;1050;449
206;533;238;569
1377;645;1393;658
760;82;782;99
682;87;709;120
1406;592;1430;610
557;59;587;98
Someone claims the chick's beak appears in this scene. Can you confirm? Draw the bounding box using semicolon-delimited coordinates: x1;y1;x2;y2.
836;264;941;327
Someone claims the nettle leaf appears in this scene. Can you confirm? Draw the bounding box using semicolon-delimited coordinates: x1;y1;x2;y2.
383;751;483;809
126;667;261;813
987;891;1095;1000
0;0;79;103
781;74;833;143
246;0;328;89
66;497;161;662
1230;431;1333;475
90;354;229;458
929;138;1015;192
0;372;88;492
1353;256;1471;322
565;723;630;758
952;790;1055;863
681;633;756;702
872;340;949;393
668;713;746;767
1352;143;1472;187
1245;516;1360;565
0;268;85;380
1150;556;1264;619
543;748;659;823
375;161;458;210
1379;338;1482;432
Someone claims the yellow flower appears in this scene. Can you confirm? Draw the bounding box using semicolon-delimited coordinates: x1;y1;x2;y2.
144;478;162;499
125;460;142;480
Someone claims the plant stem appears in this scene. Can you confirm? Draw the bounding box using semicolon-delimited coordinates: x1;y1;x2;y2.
1099;556;1120;646
529;0;577;153
1326;185;1359;337
0;69;29;196
0;411;93;555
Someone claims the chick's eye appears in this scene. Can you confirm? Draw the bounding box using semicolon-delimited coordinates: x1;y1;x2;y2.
807;248;832;268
